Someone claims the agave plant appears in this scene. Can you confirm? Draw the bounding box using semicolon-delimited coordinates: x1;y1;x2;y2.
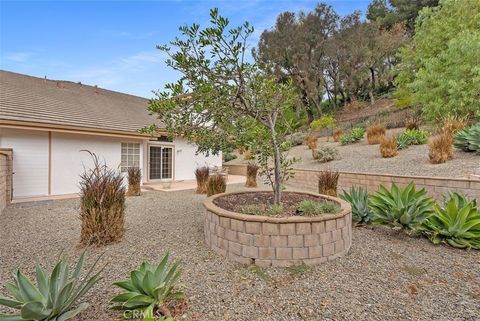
422;193;480;250
0;252;104;321
340;186;374;225
111;253;183;321
369;182;435;232
454;123;480;153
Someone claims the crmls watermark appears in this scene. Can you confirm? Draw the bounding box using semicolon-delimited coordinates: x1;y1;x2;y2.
123;309;159;319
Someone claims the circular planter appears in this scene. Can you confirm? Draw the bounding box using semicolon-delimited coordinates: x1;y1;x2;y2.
203;191;352;267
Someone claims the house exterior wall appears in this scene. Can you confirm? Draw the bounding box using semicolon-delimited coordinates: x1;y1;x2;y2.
0;149;13;214
0;128;49;197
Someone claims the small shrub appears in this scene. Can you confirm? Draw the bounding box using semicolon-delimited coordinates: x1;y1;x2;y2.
340;186;374;225
306;133;318;150
318;170;339;197
310;115;336;140
454;123;480;154
441;115;467;136
379;136;398;158
396;129;429;149
223;152;237;162
340;127;364;145
366;124;386;145
428;133;453;164
246;163;258;188
243;149;254;160
194;166;209;194
421;193;480;250
79;151;125;246
287;132;307;146
0;252;103;321
369;182;435;233
112;253;184;319
239;204;283;216
333;128;343;142
296;200;340;216
351;127;365;140
314;146;338;163
126;167;141;196
206;174;226;196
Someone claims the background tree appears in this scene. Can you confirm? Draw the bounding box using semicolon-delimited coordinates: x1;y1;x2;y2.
146;9;298;204
395;0;480;120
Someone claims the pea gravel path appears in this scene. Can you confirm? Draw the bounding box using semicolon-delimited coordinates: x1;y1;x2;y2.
1;185;479;321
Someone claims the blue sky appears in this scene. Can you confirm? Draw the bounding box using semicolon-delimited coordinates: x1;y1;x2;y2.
1;0;370;98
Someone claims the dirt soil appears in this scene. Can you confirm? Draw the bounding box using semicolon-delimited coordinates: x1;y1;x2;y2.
213;191;331;217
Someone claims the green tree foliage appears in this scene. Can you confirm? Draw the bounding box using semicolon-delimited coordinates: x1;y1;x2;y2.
367;0;439;33
395;0;480;120
146;9;297;204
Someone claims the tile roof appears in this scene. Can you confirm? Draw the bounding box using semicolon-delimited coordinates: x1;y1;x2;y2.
0;70;164;134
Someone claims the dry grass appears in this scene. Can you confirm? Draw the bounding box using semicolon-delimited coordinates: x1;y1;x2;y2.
379;136;398;158
366;124;386;145
206;174;227;196
333;129;343;142
79;151;125;246
306;133;318;150
245;163;259;188
428;133;453;164
318;170;339;197
126;167;141;196
405;114;421;130
441;116;466;136
195;167;209;194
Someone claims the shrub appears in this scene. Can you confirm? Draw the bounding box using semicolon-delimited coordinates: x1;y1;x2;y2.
454;123;480;154
0;252;104;321
314;146;338;163
223;152;237;162
194;167;209;194
333;128;343;142
318;170;339;197
369;182;435;232
421;193;480;250
340;186;374;225
206;174;226;196
246;163;258;188
366;124;386;145
243;149;255;160
306;133;318;150
441;115;466;136
405;114;422;130
379;136;398;158
287;132;307;146
340;127;364;145
351;127;365;140
428;133;453;164
395;129;429;149
126;167;141;196
79;152;125;246
310;115;336;131
112;253;184;319
239;204;283;216
296;200;340;216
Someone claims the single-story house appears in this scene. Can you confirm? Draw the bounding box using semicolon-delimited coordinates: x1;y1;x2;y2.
0;70;222;199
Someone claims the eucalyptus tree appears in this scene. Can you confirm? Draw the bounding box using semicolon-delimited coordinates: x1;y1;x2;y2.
145;9;298;204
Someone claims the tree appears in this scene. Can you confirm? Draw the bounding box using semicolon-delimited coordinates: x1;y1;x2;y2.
395;0;480;120
255;4;339;123
146;9;298;204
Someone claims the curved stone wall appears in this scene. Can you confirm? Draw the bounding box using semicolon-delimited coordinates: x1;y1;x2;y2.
203;191;352;267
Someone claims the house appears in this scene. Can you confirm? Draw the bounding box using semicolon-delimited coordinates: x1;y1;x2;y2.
0;70;222;199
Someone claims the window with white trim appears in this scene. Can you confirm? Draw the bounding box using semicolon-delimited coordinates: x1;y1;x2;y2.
121;142;140;172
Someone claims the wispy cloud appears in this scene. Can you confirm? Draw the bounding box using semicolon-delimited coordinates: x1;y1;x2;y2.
3;51;34;62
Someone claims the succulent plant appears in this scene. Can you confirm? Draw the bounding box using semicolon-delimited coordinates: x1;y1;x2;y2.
421;193;480;250
454;123;480;153
111;253;184;321
369;182;435;232
0;252;104;321
340;186;374;225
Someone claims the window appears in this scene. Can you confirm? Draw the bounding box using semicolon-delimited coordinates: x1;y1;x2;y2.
121;142;140;172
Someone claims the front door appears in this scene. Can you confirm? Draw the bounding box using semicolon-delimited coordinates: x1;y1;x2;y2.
149;146;173;180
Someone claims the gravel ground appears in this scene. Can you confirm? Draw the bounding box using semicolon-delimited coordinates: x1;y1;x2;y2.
1;185;479;321
227;128;480;178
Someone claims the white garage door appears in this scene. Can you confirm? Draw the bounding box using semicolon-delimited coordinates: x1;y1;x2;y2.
0;128;49;197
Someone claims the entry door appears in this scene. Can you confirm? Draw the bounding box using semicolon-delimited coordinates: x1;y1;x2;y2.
149;146;173;180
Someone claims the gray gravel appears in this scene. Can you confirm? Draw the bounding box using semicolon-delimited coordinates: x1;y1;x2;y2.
1;185;479;321
227;128;480;178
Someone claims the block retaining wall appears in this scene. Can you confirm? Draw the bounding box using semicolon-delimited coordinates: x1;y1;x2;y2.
203;191;352;267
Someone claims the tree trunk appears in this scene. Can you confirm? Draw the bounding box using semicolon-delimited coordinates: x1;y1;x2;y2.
369;67;376;105
269;125;282;205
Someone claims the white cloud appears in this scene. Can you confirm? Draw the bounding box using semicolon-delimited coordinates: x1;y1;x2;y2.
3;52;34;62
